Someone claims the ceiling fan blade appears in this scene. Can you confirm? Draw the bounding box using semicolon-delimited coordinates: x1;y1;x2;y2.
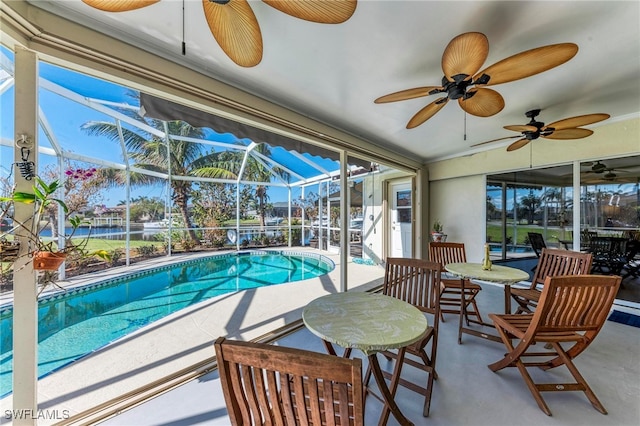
263;0;356;24
407;98;449;129
81;0;159;12
442;32;489;82
544;113;610;131
504;124;538;132
470;135;520;147
202;0;263;67
473;43;578;86
374;86;443;104
506;138;531;152
543;128;594;139
458;88;504;117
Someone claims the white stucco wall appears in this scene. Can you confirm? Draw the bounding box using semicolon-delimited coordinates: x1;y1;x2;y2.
429;175;487;262
426;117;639;262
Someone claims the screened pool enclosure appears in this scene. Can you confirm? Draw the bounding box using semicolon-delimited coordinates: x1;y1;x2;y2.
1;46;414;285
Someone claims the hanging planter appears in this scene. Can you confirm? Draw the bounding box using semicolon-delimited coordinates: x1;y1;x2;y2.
32;251;67;271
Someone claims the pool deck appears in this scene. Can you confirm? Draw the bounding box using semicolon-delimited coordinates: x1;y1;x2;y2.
0;249;385;425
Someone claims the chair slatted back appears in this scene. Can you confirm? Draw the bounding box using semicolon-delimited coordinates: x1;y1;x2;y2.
531;275;620;335
215;337;364;426
527;232;547;257
380;257;441;417
528;248;593;291
384;257;441;316
429;242;467;267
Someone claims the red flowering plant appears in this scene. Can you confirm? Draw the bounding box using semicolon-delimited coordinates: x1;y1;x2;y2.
0;168;110;273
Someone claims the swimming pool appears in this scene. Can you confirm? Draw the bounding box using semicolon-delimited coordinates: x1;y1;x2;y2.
0;250;334;396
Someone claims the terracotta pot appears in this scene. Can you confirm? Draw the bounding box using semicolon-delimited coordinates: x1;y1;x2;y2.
32;251;67;271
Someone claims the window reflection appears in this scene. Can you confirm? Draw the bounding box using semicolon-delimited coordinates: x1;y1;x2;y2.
486;156;640;260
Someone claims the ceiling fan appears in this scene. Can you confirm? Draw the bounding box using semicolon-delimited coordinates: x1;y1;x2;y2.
81;0;357;67
374;32;578;129
471;109;610;151
582;161;634;179
588;161;609;173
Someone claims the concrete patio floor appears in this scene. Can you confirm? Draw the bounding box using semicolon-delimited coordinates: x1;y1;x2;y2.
102;270;640;426
1;250;639;425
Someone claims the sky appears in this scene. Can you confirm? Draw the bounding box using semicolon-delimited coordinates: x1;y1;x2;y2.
1;45;344;208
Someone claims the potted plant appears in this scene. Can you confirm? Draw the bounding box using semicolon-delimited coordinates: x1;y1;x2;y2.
431;219;446;242
0;177;109;273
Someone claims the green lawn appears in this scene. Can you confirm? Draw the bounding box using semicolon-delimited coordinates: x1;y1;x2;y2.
486;223;570;245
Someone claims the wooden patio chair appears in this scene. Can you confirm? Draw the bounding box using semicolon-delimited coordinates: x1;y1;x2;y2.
214;337;365;425
621;239;640;281
527;232;547;272
429;242;483;325
589;236;629;275
488;274;621;416
371;257;441;417
527;232;547;258
510;248;593;314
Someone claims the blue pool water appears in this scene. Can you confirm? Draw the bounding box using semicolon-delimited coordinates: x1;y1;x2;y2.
0;250;334;397
489;244;533;253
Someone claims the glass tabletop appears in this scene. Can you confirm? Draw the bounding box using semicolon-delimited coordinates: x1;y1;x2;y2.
302;292;427;355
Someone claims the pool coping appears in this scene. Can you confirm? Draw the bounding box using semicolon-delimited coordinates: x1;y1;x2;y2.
0;249;335;314
0;249;337;398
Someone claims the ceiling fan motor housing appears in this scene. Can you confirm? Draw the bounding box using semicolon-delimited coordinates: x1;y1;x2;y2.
593;162;607;172
442;75;471;100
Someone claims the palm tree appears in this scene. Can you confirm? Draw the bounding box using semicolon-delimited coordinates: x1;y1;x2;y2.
83;96;289;241
82;107;213;243
193;144;288;228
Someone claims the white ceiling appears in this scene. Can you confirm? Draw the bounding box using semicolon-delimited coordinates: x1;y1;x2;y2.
26;1;640;164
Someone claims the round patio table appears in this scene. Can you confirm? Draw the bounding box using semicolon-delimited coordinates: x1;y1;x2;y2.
445;262;529;344
303;292;427;426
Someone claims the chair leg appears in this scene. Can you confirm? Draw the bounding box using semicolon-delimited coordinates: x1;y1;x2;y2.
377;347;438;417
549;343;607;414
514;355;553;416
489;325;553;415
423;368;435;417
466;292;484;324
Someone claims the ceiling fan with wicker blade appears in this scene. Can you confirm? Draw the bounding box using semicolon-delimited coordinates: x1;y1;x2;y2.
582;160;635;178
82;0;357;67
471;109;610;151
374;32;578;129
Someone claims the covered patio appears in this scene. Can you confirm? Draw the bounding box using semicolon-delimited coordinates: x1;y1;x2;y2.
1;1;639;425
56;263;639;426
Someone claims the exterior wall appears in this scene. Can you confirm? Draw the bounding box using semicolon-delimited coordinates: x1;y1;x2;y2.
429;175;487;262
426;117;639;262
428;117;639;181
